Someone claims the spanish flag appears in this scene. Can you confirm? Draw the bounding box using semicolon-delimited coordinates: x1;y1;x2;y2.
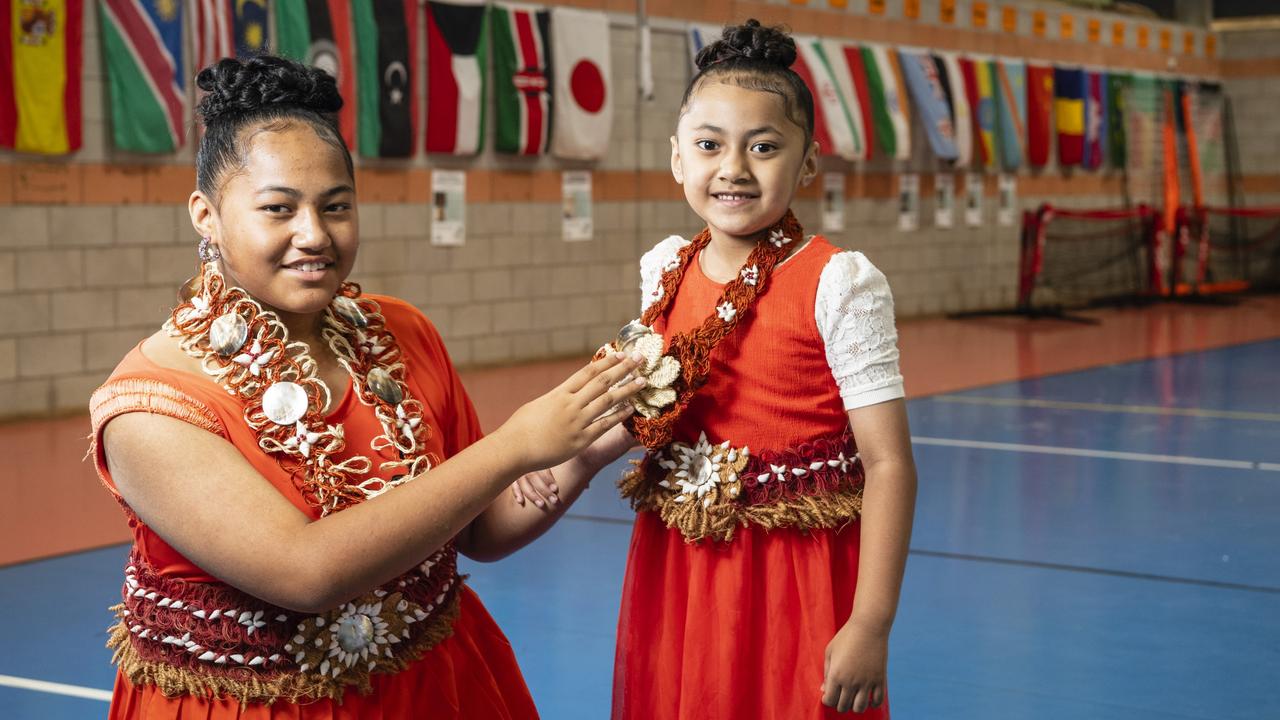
0;0;83;154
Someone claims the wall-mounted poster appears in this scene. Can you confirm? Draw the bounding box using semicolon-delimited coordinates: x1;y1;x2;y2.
998;174;1017;227
897;173;919;232
934;174;955;229
562;171;593;241
822;173;846;233
431;170;466;246
965;173;984;227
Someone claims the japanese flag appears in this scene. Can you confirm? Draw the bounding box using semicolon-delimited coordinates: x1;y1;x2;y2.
549;7;612;160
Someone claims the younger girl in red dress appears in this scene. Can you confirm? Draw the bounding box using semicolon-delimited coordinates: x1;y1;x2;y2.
604;20;918;718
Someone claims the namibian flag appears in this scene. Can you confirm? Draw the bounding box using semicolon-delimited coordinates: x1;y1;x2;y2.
276;0;357;149
425;0;488;155
1026;63;1053;168
233;0;267;57
99;0;185;154
353;0;415;158
491;3;551;155
1054;66;1085;167
994;59;1026;171
1;0;83;154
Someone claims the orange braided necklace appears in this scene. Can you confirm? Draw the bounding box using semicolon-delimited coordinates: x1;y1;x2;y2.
627;209;805;449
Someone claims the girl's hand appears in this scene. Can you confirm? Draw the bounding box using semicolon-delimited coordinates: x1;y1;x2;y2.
496;352;645;474
821;617;889;713
511;469;559;509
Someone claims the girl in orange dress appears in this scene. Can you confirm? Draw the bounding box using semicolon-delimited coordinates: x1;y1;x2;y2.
90;56;644;719
596;20;918;718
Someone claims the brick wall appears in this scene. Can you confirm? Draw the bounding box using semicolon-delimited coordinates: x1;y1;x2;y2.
0;0;1226;419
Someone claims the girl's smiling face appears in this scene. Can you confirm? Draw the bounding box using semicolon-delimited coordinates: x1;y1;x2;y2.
671;81;817;244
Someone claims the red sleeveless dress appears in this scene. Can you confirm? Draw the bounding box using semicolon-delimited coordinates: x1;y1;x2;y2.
612;237;891;719
90;296;538;719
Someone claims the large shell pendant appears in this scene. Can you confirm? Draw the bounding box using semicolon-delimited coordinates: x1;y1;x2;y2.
366;367;403;405
332;296;367;328
262;381;310;426
209;312;248;356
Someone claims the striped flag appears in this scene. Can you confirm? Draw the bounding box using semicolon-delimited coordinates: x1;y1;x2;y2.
98;0;184;153
1106;73;1131;170
425;0;488;155
937;52;971;167
1082;70;1106;170
958;57;988;167
233;0;267;57
898;49;957;161
842;44;876;159
276;0;357;149
193;0;232;70
974;58;999;168
862;44;910;160
822;39;867;161
795;37;862;160
491;3;551;155
1026;63;1053;167
353;0;415;158
1054;66;1085;167
1;0;83;154
994;59;1026;171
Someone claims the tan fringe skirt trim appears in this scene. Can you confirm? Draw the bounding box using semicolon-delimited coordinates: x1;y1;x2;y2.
106;591;463;707
621;462;863;543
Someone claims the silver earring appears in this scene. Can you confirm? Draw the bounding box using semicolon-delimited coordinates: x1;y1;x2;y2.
198;236;221;263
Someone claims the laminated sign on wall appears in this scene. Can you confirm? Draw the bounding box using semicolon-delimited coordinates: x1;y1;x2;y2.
898;173;919;232
934;174;955;229
431;170;467;247
822;173;846;233
562;171;593;241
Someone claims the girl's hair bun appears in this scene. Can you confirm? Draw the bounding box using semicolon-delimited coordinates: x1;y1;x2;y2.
694;19;796;72
195;55;342;126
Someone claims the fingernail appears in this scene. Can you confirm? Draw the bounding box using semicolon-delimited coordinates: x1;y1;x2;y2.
614;351;628;360
548;495;560;505
534;500;544;508
634;377;647;386
630;351;644;362
549;484;559;493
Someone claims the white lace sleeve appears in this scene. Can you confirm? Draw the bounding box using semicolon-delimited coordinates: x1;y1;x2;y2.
639;236;690;314
816;251;906;410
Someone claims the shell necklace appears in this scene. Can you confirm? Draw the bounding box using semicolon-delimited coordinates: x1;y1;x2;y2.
165;262;436;515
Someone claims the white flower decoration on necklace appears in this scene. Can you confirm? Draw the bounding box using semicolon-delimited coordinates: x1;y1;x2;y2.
394;404;420;442
660;433;749;507
740;265;759;286
285;421;323;457
355;329;387;358
768;228;791;248
716;301;737;323
232;339;275;377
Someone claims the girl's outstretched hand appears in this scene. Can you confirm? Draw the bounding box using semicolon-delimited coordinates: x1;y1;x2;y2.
821;617;889;713
496;351;645;474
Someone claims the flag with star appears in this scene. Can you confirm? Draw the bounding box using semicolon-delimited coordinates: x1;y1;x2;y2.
233;0;268;56
352;0;416;157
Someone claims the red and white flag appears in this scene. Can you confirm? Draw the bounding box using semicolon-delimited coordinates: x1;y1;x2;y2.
425;0;489;155
549;7;611;161
193;0;233;71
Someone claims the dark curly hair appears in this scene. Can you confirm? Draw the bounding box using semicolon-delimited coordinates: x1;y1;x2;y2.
194;55;353;202
679;20;815;144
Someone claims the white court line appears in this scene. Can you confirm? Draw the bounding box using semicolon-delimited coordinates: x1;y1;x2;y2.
0;673;111;702
1259;463;1280;473
911;436;1260;470
934;395;1280;423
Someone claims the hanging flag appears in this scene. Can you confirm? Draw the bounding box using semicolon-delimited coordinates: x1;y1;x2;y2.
898;49;957;161
974;57;999;167
687;23;720;74
842;44;876;159
958;57;988;167
276;0;357;149
549;7;611;161
490;3;552;155
352;0;415;157
862;44;910;161
1193;82;1225;176
822;39;867;161
994;58;1026;171
795;37;862;160
425;0;488;155
1125;74;1159;175
1026;63;1053;167
233;0;268;57
788;44;836;158
1082;70;1105;169
938;52;972;167
1054;66;1085;167
1;0;83;154
1106;73;1130;170
98;0;184;153
193;0;233;70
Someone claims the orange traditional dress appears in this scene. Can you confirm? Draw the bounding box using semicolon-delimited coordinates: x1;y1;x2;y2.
612;230;904;719
89;284;538;719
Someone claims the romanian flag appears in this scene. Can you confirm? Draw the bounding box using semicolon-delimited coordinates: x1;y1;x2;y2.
1026;63;1053;168
1;0;83;154
276;0;357;149
1054;66;1085;167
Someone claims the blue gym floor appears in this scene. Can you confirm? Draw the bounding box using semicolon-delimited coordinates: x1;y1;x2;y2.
2;339;1278;719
